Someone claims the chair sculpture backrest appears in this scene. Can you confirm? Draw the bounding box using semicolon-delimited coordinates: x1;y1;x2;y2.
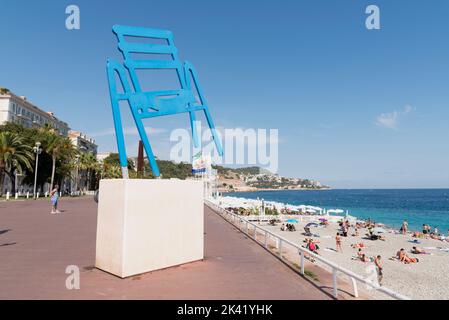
106;25;223;178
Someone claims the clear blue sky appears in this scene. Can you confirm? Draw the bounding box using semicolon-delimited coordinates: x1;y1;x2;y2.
1;0;448;188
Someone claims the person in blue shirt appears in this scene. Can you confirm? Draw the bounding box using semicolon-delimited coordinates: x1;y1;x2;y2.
50;185;60;214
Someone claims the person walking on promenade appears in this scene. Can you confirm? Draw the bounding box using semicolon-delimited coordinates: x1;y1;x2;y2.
50;185;60;214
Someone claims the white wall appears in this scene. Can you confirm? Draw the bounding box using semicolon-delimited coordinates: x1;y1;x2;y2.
0;99;11;123
96;179;204;278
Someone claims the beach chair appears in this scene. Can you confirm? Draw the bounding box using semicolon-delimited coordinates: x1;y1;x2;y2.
106;25;223;177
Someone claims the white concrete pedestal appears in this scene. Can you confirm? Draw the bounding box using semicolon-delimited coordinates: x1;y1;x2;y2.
95;179;204;278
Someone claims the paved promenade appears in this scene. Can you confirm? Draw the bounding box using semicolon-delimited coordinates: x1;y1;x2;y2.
0;197;331;300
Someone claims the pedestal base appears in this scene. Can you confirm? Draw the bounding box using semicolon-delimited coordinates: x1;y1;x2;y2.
95;179;204;278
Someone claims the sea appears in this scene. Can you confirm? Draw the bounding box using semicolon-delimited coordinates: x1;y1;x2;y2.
224;189;449;233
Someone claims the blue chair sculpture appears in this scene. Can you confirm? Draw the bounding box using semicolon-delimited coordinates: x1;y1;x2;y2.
106;25;223;178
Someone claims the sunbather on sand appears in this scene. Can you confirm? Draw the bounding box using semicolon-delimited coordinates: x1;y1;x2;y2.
412;232;424;238
351;242;365;249
411;246;429;255
397;248;406;261
430;233;440;240
307;239;320;254
357;248;369;262
403;255;419;264
397;248;419;264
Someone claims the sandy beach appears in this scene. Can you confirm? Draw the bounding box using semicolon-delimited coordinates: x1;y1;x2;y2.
213;196;449;299
262;219;449;300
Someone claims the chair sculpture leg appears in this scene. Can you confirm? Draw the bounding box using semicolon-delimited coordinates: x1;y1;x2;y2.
132;114;161;177
107;61;131;178
184;62;224;156
112;100;130;179
203;107;223;156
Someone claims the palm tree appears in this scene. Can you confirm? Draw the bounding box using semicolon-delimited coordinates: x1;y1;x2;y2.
103;165;122;179
79;152;98;191
0;132;34;196
43;133;76;190
44;134;62;191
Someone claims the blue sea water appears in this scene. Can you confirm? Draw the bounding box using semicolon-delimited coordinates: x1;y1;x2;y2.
225;189;449;232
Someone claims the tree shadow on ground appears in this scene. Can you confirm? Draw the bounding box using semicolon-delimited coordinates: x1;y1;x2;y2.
0;229;11;236
0;242;16;247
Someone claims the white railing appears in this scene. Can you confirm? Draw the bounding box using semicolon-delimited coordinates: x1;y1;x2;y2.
205;200;410;300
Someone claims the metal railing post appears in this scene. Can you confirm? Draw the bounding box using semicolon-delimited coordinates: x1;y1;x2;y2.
351;277;359;298
264;231;268;248
254;225;257;240
279;239;283;258
332;269;338;298
300;251;305;275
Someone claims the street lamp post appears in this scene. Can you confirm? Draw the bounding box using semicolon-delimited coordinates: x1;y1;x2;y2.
33;142;42;199
75;155;80;195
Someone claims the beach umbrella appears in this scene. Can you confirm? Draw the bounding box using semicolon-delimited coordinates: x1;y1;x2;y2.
305;222;319;228
327;209;344;215
286;219;299;224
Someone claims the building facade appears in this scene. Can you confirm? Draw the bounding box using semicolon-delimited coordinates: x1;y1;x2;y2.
96;152;112;163
1;89;72;194
1;88;103;195
0;88;70;135
69;130;98;155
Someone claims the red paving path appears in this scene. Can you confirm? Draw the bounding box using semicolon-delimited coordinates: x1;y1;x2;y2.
0;197;331;300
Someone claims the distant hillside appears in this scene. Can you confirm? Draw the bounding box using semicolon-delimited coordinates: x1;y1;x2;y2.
104;153;327;191
154;160;193;180
212;165;272;176
211;164;327;192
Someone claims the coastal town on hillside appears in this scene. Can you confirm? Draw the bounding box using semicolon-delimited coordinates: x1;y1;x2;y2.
214;166;328;192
